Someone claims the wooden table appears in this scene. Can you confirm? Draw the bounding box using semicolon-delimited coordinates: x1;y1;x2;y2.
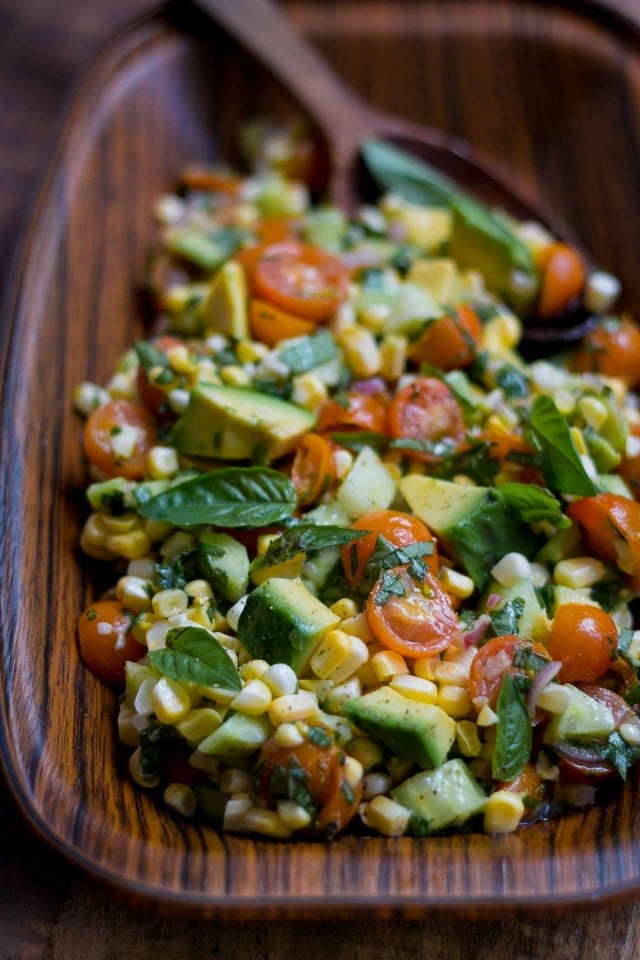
2;0;640;955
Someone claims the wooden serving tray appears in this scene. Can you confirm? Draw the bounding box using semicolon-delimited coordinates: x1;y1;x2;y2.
3;0;640;917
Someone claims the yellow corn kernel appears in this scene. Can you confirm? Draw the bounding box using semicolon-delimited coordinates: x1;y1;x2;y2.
185;605;216;630
379;334;408;382
184;579;214;600
147;445;180;480
483;790;524;834
438;567;475;600
116;576;153;613
220;365;250;387
438;685;472;719
476;704;499;727
175;707;222;742
361;772;394;800
151;677;191;724
107;370;136;400
166;344;193;373
456;720;482;757
554;556;606;589
277;800;312;831
117;705;140;748
339;613;374;643
80;512;109;548
230;679;272;716
330;301;356;338
239;659;270;682
340;327;381;377
143;518;174;542
435;661;469;685
330;636;369;684
291;373;328;413
163;783;197;817
354;655;381;691
482;313;522;353
553;388;575;417
366;795;411;837
101;513;139;535
413;656;440;681
268;692;319;726
298;677;334;702
310;629;352;680
478;741;495;761
570;426;588;456
343;756;364;791
73;381;110;417
371;650;409;682
348;737;384;772
106;528;151;560
220;769;253;794
129;746;160;788
273;722;306;748
236;339;269;364
223;796;253;833
331;597;359;620
389;674;438;704
152;588;188;619
262;663;298;698
325;677;362;714
244;808;292;839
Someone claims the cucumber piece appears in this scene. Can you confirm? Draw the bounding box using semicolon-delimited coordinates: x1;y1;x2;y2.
303;206;347;252
391;759;486;835
543;685;615;743
198;532;249;603
87;476;135;513
535;522;581;566
198;712;273;758
337;447;396;519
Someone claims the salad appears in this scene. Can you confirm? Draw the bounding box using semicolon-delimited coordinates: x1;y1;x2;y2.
74;130;640;841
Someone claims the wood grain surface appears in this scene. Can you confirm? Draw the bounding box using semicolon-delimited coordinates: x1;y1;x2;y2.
3;0;640;955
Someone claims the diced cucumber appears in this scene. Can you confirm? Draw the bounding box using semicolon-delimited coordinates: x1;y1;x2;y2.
198;532;249;603
198;712;273;758
337;447;396;519
87;477;136;513
543;685;615;743
391;759;486;834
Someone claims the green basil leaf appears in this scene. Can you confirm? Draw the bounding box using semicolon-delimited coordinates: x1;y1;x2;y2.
496;482;569;529
361;139;458;206
250;524;369;571
330;431;389;452
138;466;297;527
490;596;526;637
154;550;200;590
529;396;597;496
492;672;532;781
591;732;640;781
278;330;338;374
139;724;178;778
149;625;241;690
495;363;530;399
134;340;170;373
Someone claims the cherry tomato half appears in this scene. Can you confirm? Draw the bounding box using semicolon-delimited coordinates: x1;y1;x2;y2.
498;763;547;822
136;335;183;420
291;433;336;506
83;400;156;480
388;377;464;461
568;493;640;588
249;298;315;347
341;509;439;590
548;604;617;684
318;392;388;434
254;242;349;321
78;600;145;685
468;636;551;710
572;316;640;387
366;567;458;657
256;725;361;837
408;305;482;370
536;242;585;318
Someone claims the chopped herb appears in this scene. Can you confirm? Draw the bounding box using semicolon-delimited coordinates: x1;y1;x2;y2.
490;596;525;637
134;340;170;373
267;757;319;817
496;364;529;399
330;431;388;452
154;550;200;590
307;726;333;748
591;732;640;781
341;782;356;806
251;524;369;571
139;724;178;778
373;568;409;606
85;609;98;621
512;645;551;675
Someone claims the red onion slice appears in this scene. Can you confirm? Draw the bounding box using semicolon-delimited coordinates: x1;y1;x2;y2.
351;377;387;396
340;248;386;271
486;593;502;610
462;613;491;649
527;660;562;717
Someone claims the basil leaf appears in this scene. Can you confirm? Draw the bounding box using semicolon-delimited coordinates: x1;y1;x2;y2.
134;340;170;373
149;625;241;691
361;139;458;206
529;396;597;496
138;466;297;527
492;672;532;781
363;535;434;593
373;569;409;606
278;331;338;374
490;596;526;637
496;364;529;399
591;732;640;781
139;724;178;778
496;482;569;529
250;524;369;571
330;431;389;452
154;550;200;590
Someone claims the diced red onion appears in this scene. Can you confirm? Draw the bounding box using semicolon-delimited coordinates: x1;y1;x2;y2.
351;377;386;396
340;248;385;271
462;613;491;649
388;220;408;243
486;593;502;610
526;660;562;717
484;649;513;682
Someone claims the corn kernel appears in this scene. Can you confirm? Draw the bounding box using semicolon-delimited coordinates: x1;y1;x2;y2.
128;557;156;578
339;613;374;643
330;301;356;338
219;364;250;387
262;663;298;698
343;756;364;790
273;722;306;748
175;707;222;742
220;769;253;794
482;313;522;353
371;650;409;682
145;620;171;651
134;677;158;717
390;674;438;704
379;334;408;383
230;679;272;716
536;751;560;782
107;370;136;400
330;636;369;685
80;512;109;550
554;556;606;588
151;677;191;724
367;795;411;837
106;528;151;560
164;783;197;817
116;575;153;613
152;588;188;619
73;382;110;417
147;445;179;480
223;796;253;832
484;790;524;834
569;425;588;456
347;737;384;772
239;659;270;682
476;704;499;727
244;807;292;839
236;339;269;364
277;800;312;831
325;677;362;714
311;629;352;680
438;567;475;599
456;720;482;757
361;772;394;800
250;556;304;586
435;661;468;685
268;692;319;726
535;684;571;714
291;373;328;412
101;513;138;535
331;597;359;620
340;327;381;377
620;721;640;746
129;746;160;788
188;751;220;779
491;552;531;587
413;656;440;681
438;685;472;719
117;704;140;747
333;449;354;480
298;677;334;702
354;655;380;691
160;531;196;559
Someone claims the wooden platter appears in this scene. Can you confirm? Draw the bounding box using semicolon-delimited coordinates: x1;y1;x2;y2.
3;0;640;917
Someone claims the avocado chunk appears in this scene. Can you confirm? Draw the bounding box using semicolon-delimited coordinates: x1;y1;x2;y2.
237;577;340;674
543;684;615;744
198;712;273;758
201;260;248;338
170;384;315;462
343;687;456;768
400;475;538;589
391;759;486;834
198;532;249;603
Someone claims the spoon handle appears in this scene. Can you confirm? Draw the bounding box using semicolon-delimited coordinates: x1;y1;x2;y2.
191;0;375;141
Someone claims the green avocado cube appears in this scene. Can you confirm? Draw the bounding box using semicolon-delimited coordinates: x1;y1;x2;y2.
391;759;486;834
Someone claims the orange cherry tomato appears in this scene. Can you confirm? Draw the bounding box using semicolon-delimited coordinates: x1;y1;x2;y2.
468;636;551;710
318;392;388;434
253;242;349;321
256;726;361;837
180;167;241;194
83;400;156;480
136;335;183;420
78;600;145;685
249;298;315;347
234;243;267;289
388;377;465;461
572;317;640;387
548;603;617;684
291;433;336;506
568;493;640;588
536;242;585;318
497;763;547;822
366;567;458;657
341;510;439;590
255;217;299;245
408;305;482;370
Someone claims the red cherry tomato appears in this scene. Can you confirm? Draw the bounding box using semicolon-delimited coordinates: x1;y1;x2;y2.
548;603;617;684
568;493;640;588
468;636;551;710
536;242;585;318
83;400;156;480
388;377;465;461
408;305;482;370
291;433;336;506
318;392;388;434
78;600;145;685
253;242;349;321
341;509;439;590
366;567;458;657
572;317;640;387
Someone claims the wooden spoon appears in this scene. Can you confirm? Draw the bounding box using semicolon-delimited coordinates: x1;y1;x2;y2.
192;0;599;352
